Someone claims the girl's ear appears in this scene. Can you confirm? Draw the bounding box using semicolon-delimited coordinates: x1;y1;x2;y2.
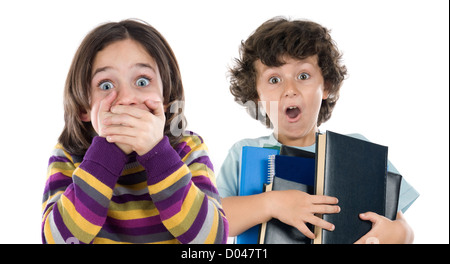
80;110;91;122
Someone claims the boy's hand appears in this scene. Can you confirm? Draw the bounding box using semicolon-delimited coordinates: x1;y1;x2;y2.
269;190;340;239
354;211;414;244
101;99;166;156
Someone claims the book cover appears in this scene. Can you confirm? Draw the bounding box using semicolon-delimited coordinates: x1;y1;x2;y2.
385;171;402;220
281;140;401;221
262;176;314;243
314;131;388;244
260;152;316;244
237;146;279;244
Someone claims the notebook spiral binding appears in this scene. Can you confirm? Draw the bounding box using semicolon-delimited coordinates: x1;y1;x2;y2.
267;154;276;184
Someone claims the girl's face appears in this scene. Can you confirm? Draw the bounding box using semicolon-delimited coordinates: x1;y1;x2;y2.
255;55;328;147
81;39;164;135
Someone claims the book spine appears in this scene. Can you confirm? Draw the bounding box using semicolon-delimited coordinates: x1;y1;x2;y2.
313;133;327;244
259;154;276;244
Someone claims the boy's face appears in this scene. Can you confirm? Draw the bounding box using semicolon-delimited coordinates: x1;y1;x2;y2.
255;55;328;147
81;39;164;135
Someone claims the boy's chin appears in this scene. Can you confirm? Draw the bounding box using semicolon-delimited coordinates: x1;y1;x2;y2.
275;126;317;146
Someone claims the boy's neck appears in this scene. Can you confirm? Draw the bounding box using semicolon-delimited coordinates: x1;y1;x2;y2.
274;131;317;148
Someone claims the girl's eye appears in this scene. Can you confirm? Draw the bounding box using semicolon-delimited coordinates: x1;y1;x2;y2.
269;76;281;84
99;81;114;90
298;73;311;80
136;77;150;87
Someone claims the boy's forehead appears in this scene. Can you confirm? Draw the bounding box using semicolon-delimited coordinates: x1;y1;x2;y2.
255;55;319;70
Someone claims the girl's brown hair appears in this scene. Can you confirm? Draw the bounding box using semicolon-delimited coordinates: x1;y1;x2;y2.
58;19;186;155
229;17;347;128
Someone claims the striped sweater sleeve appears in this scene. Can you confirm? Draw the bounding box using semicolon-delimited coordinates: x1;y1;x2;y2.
138;135;229;244
42;137;127;244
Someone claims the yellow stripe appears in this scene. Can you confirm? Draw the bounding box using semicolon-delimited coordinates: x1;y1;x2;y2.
163;183;199;230
107;207;159;220
75;168;113;198
60;195;101;237
190;164;216;185
48;167;74;178
42;191;64;211
181;144;208;163
43;206;56;244
93;237;132;244
204;205;219;244
149;165;189;194
92;237;179;244
54;144;76;164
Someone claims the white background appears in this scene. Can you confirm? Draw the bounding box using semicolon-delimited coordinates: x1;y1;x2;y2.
0;0;448;244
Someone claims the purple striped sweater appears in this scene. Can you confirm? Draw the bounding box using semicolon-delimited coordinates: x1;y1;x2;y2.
42;132;228;244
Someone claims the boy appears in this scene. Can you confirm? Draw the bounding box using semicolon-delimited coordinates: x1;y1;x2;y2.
217;17;418;243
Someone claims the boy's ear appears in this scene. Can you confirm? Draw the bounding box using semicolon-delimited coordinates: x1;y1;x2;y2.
80;110;91;122
322;90;329;100
322;82;330;100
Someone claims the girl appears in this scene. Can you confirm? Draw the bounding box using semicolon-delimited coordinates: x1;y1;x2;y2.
42;19;228;244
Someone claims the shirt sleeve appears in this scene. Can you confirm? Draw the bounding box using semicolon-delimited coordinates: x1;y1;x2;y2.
137;135;228;244
41;137;127;244
216;143;241;198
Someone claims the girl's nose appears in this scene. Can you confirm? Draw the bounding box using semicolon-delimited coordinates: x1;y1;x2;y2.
114;86;138;106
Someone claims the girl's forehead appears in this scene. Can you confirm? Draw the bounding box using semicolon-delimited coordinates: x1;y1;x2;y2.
91;39;158;75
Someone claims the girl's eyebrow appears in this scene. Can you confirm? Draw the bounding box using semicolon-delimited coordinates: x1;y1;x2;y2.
92;66;112;78
92;63;156;78
134;63;155;71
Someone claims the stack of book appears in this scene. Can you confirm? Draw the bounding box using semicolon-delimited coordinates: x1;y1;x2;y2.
237;131;402;244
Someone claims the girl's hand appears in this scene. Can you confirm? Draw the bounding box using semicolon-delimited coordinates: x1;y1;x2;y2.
97;92;134;155
269;190;340;239
354;211;414;244
102;99;166;156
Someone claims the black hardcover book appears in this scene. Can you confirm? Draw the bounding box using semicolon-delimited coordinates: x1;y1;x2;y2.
263;176;313;244
314;131;388;244
259;131;402;244
261;154;315;244
385;171;402;220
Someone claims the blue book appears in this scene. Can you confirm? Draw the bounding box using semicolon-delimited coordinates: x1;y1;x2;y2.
237;146;279;244
273;155;315;186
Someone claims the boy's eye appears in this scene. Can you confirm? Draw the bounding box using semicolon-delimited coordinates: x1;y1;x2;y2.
269;77;281;84
136;77;150;87
298;73;310;80
99;81;114;90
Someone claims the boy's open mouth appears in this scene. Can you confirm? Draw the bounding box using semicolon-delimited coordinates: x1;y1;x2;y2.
286;106;301;119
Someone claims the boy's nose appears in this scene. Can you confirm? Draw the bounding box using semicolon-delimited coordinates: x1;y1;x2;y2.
283;81;298;98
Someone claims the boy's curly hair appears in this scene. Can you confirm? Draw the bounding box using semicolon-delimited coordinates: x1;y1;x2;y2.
229;17;347;127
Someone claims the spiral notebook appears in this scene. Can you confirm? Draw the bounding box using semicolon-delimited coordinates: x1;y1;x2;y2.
237;146;279;244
